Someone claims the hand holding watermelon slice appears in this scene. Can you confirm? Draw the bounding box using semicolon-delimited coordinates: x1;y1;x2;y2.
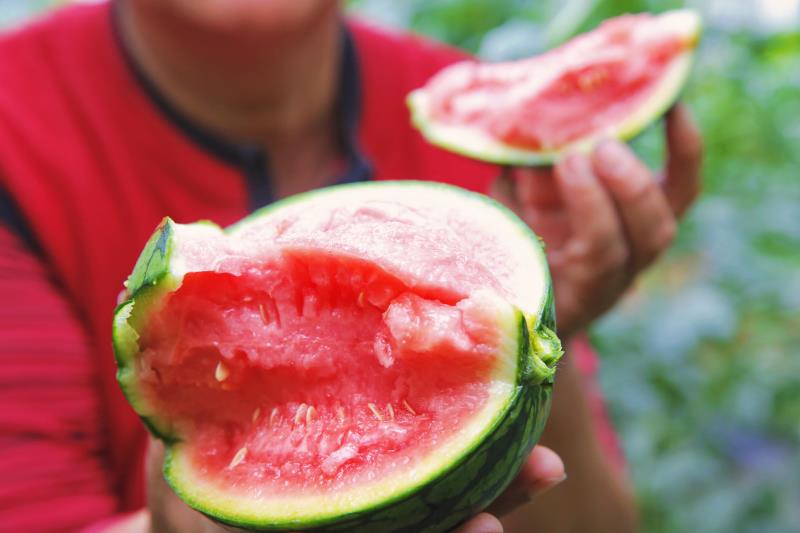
411;9;704;339
490;104;702;340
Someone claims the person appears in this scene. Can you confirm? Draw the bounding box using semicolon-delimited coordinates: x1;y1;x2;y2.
0;1;702;531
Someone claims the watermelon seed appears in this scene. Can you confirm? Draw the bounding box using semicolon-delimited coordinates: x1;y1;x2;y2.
578;68;607;92
386;403;395;421
357;291;365;307
368;403;383;422
251;408;260;423
306;405;316;425
336;405;346;423
215;361;229;382
259;304;269;325
270;407;279;427
403;400;416;416
295;404;308;425
229;447;247;469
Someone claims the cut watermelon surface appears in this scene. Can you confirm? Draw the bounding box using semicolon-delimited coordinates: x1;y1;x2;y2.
409;9;702;165
113;182;561;531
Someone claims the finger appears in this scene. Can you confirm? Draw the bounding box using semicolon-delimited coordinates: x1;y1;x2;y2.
105;509;150;533
490;167;562;211
452;513;503;533
489;166;518;211
116;289;129;305
553;153;628;280
592;140;677;271
490;167;571;249
511;167;572;248
663;103;703;216
147;439;231;533
146;438;167;496
486;445;566;517
146;439;180;533
513;167;561;208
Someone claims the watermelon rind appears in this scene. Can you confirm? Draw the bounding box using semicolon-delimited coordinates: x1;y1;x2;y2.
112;181;562;531
407;9;701;166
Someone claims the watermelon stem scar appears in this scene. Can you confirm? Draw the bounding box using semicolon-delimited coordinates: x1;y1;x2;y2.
113;181;562;532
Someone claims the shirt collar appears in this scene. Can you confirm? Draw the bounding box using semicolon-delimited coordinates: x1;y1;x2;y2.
111;4;372;209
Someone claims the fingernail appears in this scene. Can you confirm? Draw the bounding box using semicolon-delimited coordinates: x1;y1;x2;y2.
528;474;567;499
466;513;504;533
594;139;630;176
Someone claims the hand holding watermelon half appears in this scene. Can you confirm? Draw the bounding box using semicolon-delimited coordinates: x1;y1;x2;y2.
409;9;702;165
114;182;563;532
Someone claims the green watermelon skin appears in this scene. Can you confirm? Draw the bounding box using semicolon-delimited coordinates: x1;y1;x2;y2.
114;181;561;533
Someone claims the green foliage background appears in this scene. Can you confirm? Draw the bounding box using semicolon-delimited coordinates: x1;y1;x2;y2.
3;1;799;532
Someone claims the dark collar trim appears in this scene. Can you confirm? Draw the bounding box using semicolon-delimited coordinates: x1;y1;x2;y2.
335;27;373;186
0;187;42;255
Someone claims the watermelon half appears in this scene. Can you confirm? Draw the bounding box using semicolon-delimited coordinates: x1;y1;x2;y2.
113;182;562;532
408;9;702;165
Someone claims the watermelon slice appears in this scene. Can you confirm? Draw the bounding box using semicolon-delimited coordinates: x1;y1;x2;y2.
113;182;562;532
408;9;702;165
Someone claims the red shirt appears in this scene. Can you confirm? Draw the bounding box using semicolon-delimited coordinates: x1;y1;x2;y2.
0;3;620;530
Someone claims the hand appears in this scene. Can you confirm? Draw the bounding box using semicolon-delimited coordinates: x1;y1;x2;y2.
145;439;235;533
109;440;564;532
453;445;565;533
491;104;703;339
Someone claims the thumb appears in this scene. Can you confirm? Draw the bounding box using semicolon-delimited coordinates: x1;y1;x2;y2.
489;166;518;211
452;513;504;533
485;445;566;517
